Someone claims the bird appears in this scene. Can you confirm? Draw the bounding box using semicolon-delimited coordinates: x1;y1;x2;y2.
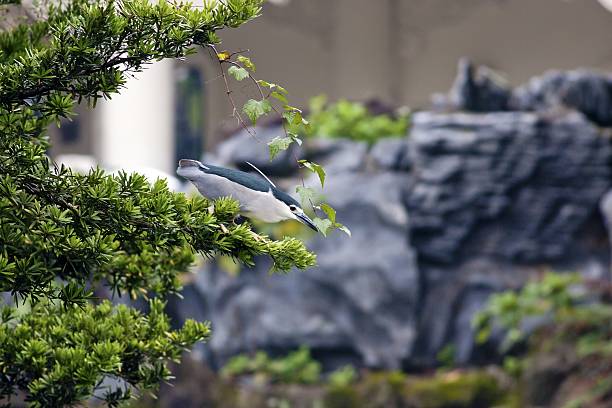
176;159;319;232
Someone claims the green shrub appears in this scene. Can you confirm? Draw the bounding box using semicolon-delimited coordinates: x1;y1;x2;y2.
296;95;410;144
404;371;506;408
474;272;581;350
474;272;612;407
324;386;361;408
328;365;357;388
357;371;406;408
222;347;322;385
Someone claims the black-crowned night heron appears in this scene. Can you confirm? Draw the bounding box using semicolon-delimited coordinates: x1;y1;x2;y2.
177;159;318;232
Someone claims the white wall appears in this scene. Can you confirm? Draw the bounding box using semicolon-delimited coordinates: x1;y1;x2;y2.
93;60;175;174
57;0;612;173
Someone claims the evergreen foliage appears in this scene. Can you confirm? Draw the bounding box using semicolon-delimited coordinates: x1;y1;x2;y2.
0;0;316;405
0;299;210;407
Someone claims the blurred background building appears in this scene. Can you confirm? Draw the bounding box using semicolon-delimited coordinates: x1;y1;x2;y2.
49;0;612;176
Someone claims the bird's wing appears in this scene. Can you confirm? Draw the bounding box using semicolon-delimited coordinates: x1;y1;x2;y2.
201;164;273;193
245;161;277;188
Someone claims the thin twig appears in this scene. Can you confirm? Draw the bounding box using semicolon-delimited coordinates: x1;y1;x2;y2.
206;44;258;140
205;45;320;216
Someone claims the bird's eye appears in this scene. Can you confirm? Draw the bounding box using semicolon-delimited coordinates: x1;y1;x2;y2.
289;205;297;211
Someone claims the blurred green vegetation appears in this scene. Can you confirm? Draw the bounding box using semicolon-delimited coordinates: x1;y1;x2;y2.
134;273;612;407
474;272;612;407
222;347;321;385
294;95;410;144
131;348;520;408
134;349;512;408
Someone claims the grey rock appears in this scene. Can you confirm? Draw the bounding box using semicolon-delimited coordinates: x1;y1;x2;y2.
406;111;611;264
410;259;534;367
445;58;511;112
406;111;611;366
164;68;612;373
511;70;612;127
215;125;299;176
171;171;419;369
370;137;411;171
304;138;368;175
599;190;612;275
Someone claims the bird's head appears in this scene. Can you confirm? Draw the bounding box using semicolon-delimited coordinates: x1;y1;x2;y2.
273;190;319;232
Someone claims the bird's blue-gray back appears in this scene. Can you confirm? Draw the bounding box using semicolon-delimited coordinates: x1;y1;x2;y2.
201;164;300;208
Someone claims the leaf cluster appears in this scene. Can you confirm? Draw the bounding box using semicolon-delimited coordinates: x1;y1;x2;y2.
0;299;210;407
0;0;263;110
0;0;317;302
0;0;316;404
216;50;350;237
0;166;315;303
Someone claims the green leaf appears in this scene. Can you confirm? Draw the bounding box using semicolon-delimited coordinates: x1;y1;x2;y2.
268;136;293;160
243;99;272;124
237;55;255;71
228;65;249;81
299;160;326;187
258;80;287;95
283;106;310;133
320;203;336;223
317;204;351;237
313;218;333;237
282;109;303;127
296;186;316;207
271;91;288;105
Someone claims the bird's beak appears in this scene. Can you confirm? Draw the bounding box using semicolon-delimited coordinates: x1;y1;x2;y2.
296;213;319;232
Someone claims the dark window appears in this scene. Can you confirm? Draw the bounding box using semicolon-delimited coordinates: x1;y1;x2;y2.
175;66;204;164
59;117;80;143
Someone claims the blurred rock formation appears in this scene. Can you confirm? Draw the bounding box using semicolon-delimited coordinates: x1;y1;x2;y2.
169;62;612;370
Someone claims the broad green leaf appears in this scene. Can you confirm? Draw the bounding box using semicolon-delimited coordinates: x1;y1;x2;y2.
268;136;293;160
282;110;302;127
320;203;336;223
228;65;249;81
296;186;316;206
273;84;288;95
316;203;351;237
283;107;310;133
284;105;302;114
313;218;333;237
299;160;326;187
258;80;287;94
243;99;272;124
271;91;288;105
237;55;255;71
